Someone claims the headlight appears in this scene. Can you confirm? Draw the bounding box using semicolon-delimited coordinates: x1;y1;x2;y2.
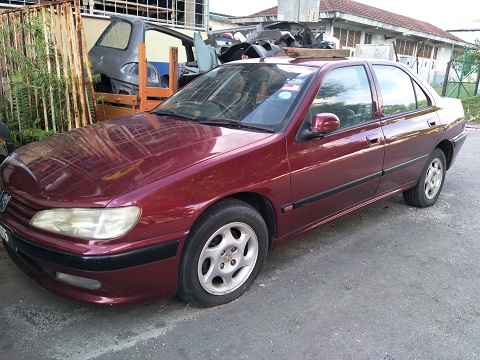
30;206;141;240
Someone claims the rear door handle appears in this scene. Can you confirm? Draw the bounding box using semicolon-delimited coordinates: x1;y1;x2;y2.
427;118;437;127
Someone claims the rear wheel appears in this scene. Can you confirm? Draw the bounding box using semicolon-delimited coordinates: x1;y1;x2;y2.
177;198;268;307
94;75;113;93
403;148;446;207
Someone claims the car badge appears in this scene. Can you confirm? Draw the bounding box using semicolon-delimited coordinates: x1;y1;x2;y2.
0;191;11;213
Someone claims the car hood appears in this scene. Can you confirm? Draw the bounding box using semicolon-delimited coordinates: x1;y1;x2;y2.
1;113;273;206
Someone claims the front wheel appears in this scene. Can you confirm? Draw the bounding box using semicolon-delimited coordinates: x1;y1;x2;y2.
177;198;268;307
403;148;446;208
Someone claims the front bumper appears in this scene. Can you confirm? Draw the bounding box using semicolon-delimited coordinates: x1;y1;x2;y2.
2;229;182;306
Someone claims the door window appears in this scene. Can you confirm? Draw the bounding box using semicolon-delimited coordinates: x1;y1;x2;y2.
373;65;431;116
310;65;374;129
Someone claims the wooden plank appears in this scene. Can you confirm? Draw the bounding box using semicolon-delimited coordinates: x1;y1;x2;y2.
138;42;148;111
144;88;172;99
144;99;166;111
96;104;137;121
97;44;179;119
95;92;139;121
283;47;351;58
141;45;178;112
168;46;178;94
96;92;138;107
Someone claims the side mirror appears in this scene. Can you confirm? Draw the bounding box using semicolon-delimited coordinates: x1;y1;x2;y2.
311;113;340;135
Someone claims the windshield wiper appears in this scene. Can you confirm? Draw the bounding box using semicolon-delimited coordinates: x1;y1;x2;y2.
197;119;275;133
153;111;274;133
152;109;199;121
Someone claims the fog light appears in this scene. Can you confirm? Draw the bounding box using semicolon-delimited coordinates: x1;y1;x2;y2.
56;272;101;290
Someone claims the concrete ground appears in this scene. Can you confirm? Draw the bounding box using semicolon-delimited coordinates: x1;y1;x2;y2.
1;125;479;360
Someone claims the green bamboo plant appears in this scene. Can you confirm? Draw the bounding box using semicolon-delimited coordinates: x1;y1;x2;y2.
0;3;97;147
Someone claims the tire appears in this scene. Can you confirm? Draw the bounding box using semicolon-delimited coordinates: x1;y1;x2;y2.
403;148;446;208
94;75;113;93
177;198;268;307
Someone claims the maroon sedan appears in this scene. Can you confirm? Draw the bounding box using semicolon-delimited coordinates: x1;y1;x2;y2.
0;56;467;307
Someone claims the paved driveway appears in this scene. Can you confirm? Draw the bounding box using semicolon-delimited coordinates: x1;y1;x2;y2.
1;125;479;360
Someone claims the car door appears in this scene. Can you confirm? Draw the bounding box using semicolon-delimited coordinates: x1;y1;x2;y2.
369;63;442;195
285;64;385;234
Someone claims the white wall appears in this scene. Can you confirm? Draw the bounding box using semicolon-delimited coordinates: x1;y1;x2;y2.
82;16;110;50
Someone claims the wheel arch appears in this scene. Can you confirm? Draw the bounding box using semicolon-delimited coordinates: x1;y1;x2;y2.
229;192;276;250
436;139;454;170
190;192;277;250
177;192;273;307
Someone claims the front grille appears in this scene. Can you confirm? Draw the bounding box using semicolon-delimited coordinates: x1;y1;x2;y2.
2;195;38;228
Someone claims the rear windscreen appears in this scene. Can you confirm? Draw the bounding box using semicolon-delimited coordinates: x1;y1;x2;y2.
97;20;132;50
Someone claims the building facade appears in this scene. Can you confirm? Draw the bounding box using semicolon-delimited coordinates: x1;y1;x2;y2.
232;0;470;85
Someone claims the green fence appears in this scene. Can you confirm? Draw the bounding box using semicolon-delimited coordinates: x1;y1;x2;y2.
442;47;480;99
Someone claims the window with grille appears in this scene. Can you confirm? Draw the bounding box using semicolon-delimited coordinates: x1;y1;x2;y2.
395;39;416;56
416;43;433;58
364;33;372;45
333;27;362;48
84;0;207;31
2;0;208;31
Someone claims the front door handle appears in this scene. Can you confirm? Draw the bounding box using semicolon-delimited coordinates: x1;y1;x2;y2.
366;135;383;146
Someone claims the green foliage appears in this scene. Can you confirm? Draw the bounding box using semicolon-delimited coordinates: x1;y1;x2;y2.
467;39;480;64
461;95;480;123
433;83;478;100
0;8;96;147
451;45;479;78
1;13;53;145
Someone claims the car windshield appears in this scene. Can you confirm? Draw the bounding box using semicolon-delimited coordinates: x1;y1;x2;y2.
153;63;318;130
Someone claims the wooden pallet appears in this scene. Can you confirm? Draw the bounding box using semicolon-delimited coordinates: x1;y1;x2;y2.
95;44;178;121
283;47;351;58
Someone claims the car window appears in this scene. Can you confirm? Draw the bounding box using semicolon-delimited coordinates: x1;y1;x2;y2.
97;20;132;50
157;63;317;129
373;65;430;116
310;65;374;130
413;81;429;109
145;30;192;64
